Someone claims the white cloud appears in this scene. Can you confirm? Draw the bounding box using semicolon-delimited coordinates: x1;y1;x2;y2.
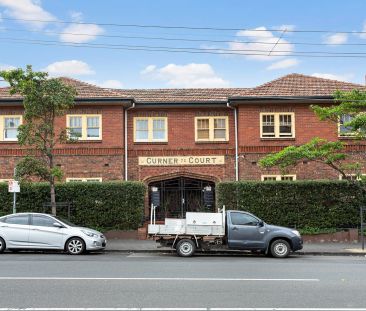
324;33;348;45
140;65;157;75
311;73;354;82
59;23;104;43
42;60;95;76
228;26;294;60
0;63;16;71
141;63;229;88
266;58;299;70
98;80;124;89
0;0;56;29
277;24;296;32
60;24;104;43
69;11;83;22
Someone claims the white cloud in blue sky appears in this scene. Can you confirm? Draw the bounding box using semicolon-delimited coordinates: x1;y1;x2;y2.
141;63;230;88
0;0;365;88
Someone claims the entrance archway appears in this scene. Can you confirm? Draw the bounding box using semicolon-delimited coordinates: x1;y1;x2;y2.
148;176;215;220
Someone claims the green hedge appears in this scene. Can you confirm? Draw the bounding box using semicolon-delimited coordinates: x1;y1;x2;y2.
0;182;146;231
217;181;364;229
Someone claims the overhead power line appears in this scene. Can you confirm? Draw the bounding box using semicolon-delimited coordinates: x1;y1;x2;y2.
2;16;366;34
6;27;366;46
2;37;366;58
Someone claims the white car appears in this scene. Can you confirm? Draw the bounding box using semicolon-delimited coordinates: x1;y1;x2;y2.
0;213;107;255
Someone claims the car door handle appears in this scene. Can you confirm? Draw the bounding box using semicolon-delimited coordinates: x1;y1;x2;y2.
232;227;238;231
30;228;40;231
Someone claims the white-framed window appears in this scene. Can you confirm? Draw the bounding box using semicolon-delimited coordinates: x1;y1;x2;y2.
0;115;22;141
260;112;295;138
339;115;356;137
67;115;102;140
66;178;103;183
339;174;365;181
261;175;297;181
195;116;229;142
134;117;168;142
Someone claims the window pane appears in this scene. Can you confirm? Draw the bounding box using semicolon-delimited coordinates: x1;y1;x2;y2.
32;215;56;227
281;176;294;181
339;115;354;135
152;119;166;140
197;129;210;140
87;128;100;138
279;114;292;136
263;177;277;181
214;118;226;129
136;120;148;130
69;116;82;127
4;117;20;140
69;117;82;139
5;215;29;225
87;117;99;127
214;129;226;139
197;119;209;130
231;213;258;226
262;115;275;137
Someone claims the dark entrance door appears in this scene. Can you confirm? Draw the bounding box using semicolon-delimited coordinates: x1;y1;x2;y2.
149;177;215;220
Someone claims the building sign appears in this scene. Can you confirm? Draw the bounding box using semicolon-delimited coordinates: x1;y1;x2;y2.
138;156;225;166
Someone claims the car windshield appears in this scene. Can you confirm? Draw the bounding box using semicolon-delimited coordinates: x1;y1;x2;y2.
53;216;77;227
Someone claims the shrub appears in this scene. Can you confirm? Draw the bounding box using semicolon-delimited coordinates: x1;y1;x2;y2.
217;180;364;229
0;181;145;231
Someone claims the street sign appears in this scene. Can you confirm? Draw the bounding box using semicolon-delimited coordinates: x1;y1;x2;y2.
8;180;20;193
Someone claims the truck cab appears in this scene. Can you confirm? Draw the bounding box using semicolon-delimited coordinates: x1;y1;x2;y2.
226;210;303;256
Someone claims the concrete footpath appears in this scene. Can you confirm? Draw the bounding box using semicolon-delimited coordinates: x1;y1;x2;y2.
106;239;366;256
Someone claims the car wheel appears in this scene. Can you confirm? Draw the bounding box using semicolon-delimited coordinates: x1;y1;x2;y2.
176;239;196;257
270;239;290;258
0;237;6;253
66;237;85;255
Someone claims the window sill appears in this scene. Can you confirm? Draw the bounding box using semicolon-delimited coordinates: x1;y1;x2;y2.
195;141;229;144
0;140;19;144
260;137;296;141
134;142;168;145
338;136;359;140
66;140;103;143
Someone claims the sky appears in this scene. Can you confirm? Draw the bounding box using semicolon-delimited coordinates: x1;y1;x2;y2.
0;0;366;89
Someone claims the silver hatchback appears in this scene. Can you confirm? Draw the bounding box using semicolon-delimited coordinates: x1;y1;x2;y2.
0;213;107;255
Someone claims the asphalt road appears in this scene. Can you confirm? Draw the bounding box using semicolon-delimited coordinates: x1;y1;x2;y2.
0;252;365;310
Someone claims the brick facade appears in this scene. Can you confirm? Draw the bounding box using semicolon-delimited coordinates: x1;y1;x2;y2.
1;74;366;196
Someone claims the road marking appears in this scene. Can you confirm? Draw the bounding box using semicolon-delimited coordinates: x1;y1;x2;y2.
1;308;366;311
0;277;319;282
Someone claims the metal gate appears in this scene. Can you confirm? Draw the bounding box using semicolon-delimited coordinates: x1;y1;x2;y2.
149;177;215;220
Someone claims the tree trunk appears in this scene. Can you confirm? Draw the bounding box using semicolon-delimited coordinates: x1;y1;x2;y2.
50;180;57;215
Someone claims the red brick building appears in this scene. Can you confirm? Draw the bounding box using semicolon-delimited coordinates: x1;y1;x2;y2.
1;73;365;217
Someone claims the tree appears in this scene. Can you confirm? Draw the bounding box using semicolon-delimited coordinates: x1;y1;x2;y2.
259;89;366;181
0;66;77;215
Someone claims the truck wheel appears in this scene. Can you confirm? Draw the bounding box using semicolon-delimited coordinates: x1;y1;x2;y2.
270;239;290;258
176;239;196;257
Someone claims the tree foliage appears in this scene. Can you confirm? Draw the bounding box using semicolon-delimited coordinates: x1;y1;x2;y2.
259;89;366;181
0;66;77;214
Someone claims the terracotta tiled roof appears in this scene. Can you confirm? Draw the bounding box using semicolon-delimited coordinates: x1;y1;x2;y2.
0;77;126;100
244;73;366;97
1;74;365;103
113;88;250;103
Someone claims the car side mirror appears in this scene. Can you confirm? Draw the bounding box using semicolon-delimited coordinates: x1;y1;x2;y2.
53;222;64;228
258;220;264;227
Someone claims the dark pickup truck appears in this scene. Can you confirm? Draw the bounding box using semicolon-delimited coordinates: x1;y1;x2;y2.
148;208;303;258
